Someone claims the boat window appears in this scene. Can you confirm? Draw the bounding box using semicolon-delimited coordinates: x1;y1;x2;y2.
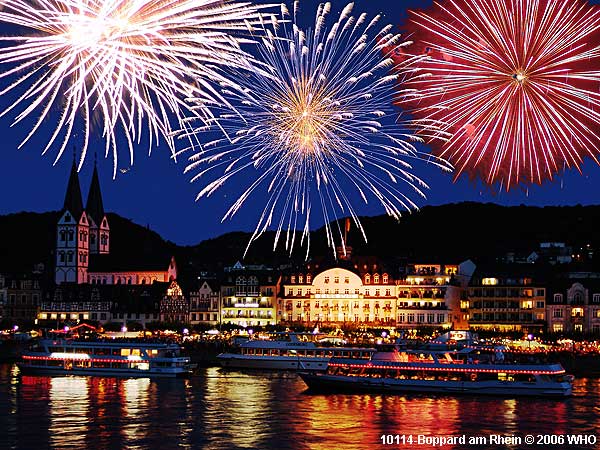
306;351;314;357
120;349;131;356
132;363;150;371
497;373;514;382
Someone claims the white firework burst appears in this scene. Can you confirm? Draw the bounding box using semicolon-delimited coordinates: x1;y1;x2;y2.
182;1;452;257
0;0;271;175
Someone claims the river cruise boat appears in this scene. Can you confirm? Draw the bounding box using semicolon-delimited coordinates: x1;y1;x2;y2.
18;338;193;378
299;346;573;397
218;333;375;371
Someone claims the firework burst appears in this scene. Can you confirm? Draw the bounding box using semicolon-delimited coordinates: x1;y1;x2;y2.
0;0;269;175
182;1;451;257
402;0;600;189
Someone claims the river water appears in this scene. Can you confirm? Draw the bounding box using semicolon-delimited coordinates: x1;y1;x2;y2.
0;364;599;450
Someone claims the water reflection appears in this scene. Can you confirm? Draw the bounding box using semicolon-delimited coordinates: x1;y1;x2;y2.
122;378;152;449
49;377;89;449
0;366;599;450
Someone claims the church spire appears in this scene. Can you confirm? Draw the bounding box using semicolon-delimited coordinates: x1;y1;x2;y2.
86;159;105;226
63;158;84;219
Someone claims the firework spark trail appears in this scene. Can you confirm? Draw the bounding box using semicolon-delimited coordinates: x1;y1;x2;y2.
0;0;271;176
180;1;452;258
401;0;600;189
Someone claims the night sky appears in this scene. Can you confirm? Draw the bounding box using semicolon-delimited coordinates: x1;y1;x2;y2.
1;0;600;245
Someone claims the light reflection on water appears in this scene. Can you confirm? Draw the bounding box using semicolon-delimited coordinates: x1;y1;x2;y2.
0;364;598;449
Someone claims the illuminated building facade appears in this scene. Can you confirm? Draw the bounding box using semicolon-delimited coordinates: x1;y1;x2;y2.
160;280;189;323
467;267;546;332
220;264;279;327
189;280;220;325
546;275;600;334
38;283;165;327
280;260;396;326
395;264;457;330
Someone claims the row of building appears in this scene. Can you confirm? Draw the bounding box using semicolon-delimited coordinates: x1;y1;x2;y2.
4;257;600;335
2;160;600;335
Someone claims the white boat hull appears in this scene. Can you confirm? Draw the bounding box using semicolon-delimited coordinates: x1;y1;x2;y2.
17;363;190;378
299;373;573;397
218;353;329;371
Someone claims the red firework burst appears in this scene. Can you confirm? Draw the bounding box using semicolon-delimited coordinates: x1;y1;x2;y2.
399;0;600;189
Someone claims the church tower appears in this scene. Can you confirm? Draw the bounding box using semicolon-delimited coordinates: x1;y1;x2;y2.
86;162;110;255
55;160;90;284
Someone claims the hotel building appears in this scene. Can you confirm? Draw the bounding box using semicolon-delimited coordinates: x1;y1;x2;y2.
220;263;279;327
546;273;600;334
466;266;546;332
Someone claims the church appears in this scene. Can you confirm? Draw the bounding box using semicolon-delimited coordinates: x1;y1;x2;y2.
55;160;176;285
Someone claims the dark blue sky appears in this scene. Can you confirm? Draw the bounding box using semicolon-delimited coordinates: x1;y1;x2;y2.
1;0;600;245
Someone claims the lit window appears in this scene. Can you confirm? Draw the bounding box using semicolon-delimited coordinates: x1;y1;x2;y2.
482;278;498;285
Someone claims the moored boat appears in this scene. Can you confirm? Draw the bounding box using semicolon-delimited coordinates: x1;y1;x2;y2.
299;346;573;397
18;338;193;378
218;332;375;371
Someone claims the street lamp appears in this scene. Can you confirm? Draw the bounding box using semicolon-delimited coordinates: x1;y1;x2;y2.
527;333;534;349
